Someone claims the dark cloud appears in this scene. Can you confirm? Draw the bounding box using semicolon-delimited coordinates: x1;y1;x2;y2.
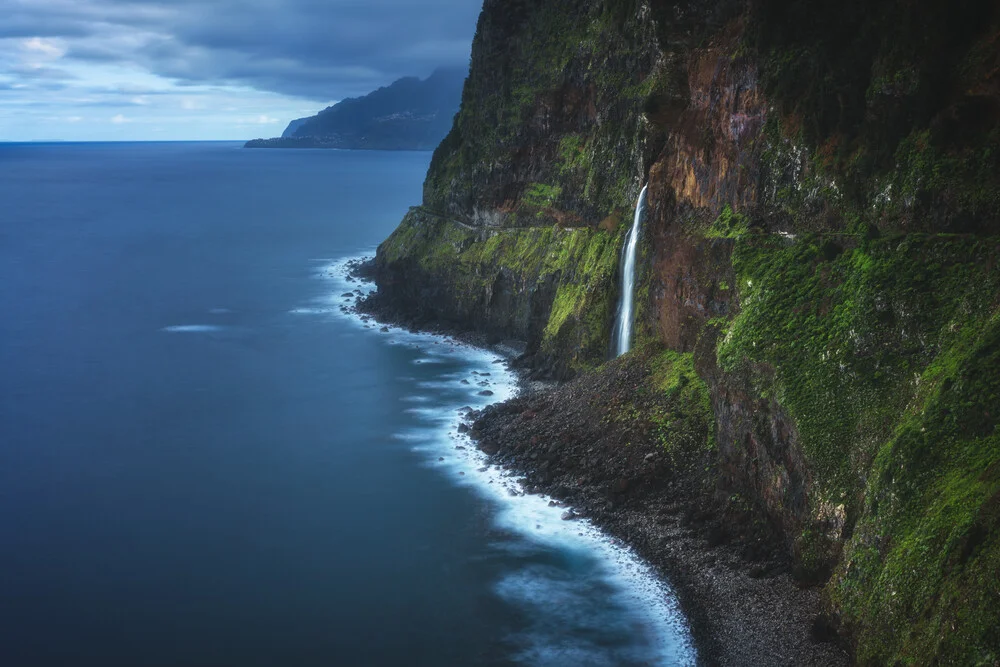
0;18;92;39
0;0;481;100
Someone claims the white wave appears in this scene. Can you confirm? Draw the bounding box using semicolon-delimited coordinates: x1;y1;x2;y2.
429;414;694;665
161;325;224;333
313;254;696;665
403;407;456;423
289;307;334;315
497;566;659;666
416;380;469;391
392;430;437;443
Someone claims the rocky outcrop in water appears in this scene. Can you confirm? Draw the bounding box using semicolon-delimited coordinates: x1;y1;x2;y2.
366;0;1000;663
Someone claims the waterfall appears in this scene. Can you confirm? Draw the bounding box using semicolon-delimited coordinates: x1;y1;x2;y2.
613;185;648;357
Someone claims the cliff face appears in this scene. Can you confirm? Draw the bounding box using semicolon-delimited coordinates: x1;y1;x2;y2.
369;0;668;377
423;0;662;224
639;3;1000;662
368;0;1000;663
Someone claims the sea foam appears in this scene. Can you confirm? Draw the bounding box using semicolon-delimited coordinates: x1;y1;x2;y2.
298;254;696;665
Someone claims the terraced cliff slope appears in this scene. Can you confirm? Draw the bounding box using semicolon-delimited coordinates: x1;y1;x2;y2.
366;0;1000;663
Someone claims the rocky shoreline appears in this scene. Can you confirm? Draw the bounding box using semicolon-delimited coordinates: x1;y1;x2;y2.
350;257;542;365
466;353;851;667
348;258;851;666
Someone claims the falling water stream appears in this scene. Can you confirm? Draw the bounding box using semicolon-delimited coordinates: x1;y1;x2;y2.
613;185;648;357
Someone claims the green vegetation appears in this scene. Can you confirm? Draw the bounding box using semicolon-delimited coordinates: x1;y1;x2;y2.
717;232;1000;663
719;234;999;492
604;346;716;464
556;134;589;175
648;349;716;453
706;204;750;238
830;314;1000;664
422;0;657;226
522;183;563;211
378;209;623;372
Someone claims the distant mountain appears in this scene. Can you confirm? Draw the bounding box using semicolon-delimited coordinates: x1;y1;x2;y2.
245;68;466;151
280;118;308;139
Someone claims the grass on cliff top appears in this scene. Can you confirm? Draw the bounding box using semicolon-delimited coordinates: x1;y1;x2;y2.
717;231;1000;664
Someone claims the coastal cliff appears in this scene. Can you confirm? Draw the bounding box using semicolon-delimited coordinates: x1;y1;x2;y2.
245;68;464;150
364;0;1000;663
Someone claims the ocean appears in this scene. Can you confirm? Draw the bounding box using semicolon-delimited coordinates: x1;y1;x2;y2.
0;142;693;666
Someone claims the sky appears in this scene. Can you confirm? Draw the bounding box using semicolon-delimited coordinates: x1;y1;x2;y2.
0;0;482;141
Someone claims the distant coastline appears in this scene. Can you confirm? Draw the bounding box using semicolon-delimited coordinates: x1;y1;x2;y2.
245;67;464;152
243;136;435;151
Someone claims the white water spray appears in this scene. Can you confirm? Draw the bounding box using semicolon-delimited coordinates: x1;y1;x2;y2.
614;185;648;357
300;254;696;665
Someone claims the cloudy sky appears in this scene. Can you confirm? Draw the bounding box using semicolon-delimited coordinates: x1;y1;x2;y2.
0;0;481;141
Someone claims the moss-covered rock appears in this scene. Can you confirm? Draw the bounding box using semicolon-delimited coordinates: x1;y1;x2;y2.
831;315;1000;665
749;0;1000;234
422;0;662;227
715;232;1000;662
371;207;624;377
366;0;1000;660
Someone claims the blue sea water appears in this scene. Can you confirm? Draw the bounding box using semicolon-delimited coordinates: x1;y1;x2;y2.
0;142;694;666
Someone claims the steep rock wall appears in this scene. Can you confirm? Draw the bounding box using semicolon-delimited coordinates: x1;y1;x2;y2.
424;0;662;225
369;0;1000;662
372;207;622;378
637;2;1000;662
369;0;672;376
